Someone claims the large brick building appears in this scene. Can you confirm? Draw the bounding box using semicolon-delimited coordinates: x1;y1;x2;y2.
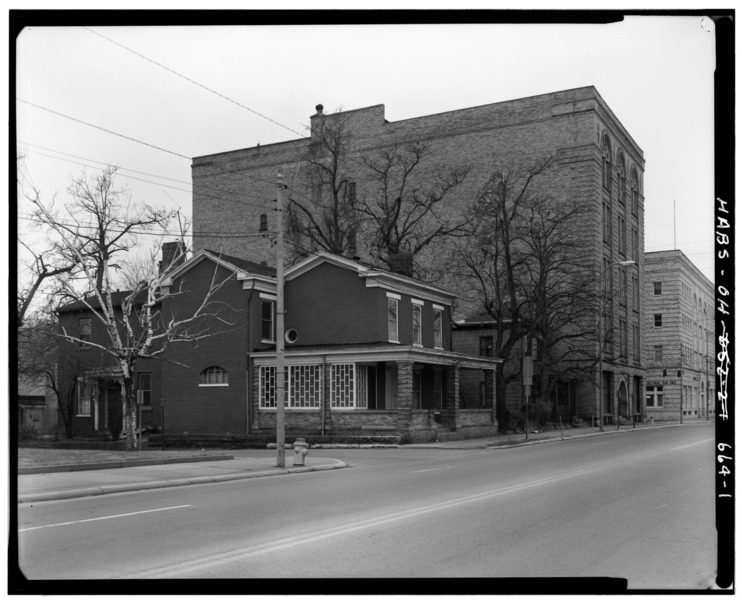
643;250;715;422
192;87;647;426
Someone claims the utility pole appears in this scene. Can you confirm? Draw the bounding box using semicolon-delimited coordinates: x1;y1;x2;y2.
275;173;286;467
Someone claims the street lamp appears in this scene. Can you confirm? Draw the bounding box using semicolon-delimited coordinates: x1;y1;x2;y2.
596;260;635;432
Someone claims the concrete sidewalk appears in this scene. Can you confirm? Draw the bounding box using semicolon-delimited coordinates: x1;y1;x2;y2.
17;420;707;504
17;455;347;504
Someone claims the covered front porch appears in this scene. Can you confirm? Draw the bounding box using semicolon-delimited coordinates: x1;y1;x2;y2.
250;345;502;443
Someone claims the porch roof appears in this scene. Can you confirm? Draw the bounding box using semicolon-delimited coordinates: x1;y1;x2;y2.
250;343;502;370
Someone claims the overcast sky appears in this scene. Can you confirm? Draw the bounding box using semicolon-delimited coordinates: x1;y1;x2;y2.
15;15;717;281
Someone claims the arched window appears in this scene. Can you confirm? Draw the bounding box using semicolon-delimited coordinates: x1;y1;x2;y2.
601;135;612;192
259;213;268;232
630;168;639;216
199;366;229;386
617;153;626;204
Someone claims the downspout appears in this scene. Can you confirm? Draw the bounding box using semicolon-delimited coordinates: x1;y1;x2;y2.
321;354;327;436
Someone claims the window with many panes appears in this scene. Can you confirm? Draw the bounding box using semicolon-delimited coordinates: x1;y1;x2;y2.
632;275;639;311
601;135;612;192
200;366;228;386
633;324;640;360
618;216;626;255
603;204;612;244
259;364;322;409
646;385;663;408
631;169;639;216
653;282;662;295
617;153;626;204
387;293;400;342
654;314;662;327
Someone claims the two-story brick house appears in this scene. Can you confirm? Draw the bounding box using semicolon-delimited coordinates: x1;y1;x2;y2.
59;249;500;443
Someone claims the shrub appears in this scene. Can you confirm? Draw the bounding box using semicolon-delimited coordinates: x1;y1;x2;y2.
18;424;41;442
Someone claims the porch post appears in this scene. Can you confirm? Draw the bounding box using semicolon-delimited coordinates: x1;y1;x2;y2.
443;365;460;431
396;361;414;436
484;369;496;425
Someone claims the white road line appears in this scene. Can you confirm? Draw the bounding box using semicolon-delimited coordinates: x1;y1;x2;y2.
413;466;456;473
670;438;714;452
19;505;191;532
128;469;593;578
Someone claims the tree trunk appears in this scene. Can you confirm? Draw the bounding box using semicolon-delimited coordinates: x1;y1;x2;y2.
123;376;137;451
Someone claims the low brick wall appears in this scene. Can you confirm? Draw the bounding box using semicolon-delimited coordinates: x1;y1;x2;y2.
148;433;401;449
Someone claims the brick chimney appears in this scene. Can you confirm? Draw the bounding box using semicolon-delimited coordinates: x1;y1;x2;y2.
389;253;414;277
159;241;186;274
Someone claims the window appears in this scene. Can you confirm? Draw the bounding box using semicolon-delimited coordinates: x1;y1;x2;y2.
331;363;359;409
618;216;626;255
77;379;91;416
654;345;663;363
630;169;639;216
412;300;423;346
653;282;662;295
347;181;356;206
136;373;151;407
619;318;628;357
480;336;494;357
633;324;640;359
646;386;664;408
632;228;639;261
387;293;400;342
654;314;662;327
258;213;268;232
632;275;639;311
601;135;612;192
617;153;626;204
261;296;276;342
199;366;229;386
433;306;443;349
79;318;92;346
603;203;612;244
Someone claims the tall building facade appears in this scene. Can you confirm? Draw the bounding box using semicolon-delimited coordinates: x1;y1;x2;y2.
644;250;715;421
192;86;646;423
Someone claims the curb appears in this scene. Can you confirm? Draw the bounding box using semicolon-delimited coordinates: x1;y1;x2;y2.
18;454;235;475
17;460;347;504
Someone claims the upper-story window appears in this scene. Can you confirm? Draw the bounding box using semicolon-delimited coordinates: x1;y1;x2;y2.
617;153;626;204
433;305;444;349
387;293;400;343
260;294;276;343
603;203;612;244
200;366;229;386
654;314;663;327
480;336;494;357
654;345;663;363
630;168;639;216
259;213;268;232
411;299;423;346
618;216;626;255
601;135;612;192
347;181;357;206
79;318;92;346
653;282;662;295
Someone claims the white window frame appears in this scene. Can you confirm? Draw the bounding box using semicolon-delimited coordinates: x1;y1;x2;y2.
77;378;91;417
199;366;229;387
136;372;152;409
387;292;400;343
411;299;423;347
433;304;444;349
259;364;322;410
646;385;664;408
260;293;277;343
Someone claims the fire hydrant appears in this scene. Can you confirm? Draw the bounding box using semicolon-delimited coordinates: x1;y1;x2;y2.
293;438;309;466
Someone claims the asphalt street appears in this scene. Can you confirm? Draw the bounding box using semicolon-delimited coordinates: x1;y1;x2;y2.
16;422;717;590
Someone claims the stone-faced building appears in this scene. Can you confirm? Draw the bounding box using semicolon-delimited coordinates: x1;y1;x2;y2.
643;250;715;422
192;86;646;426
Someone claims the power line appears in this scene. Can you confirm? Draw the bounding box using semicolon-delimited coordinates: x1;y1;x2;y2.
17;99;191;160
83;27;307;139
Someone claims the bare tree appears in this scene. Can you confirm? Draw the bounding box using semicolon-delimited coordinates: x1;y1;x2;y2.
358;142;471;272
287;112;361;260
30;168;237;449
453;156;573;427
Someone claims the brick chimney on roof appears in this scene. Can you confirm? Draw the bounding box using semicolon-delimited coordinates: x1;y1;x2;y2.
159;241;186;275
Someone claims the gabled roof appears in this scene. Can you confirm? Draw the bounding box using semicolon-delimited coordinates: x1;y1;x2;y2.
159;248;276;287
285;252;456;305
56;289;148;313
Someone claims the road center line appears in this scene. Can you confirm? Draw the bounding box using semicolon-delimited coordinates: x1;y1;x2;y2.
128;469;593;578
413;466;456;473
670;438;714;452
19;505;192;532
